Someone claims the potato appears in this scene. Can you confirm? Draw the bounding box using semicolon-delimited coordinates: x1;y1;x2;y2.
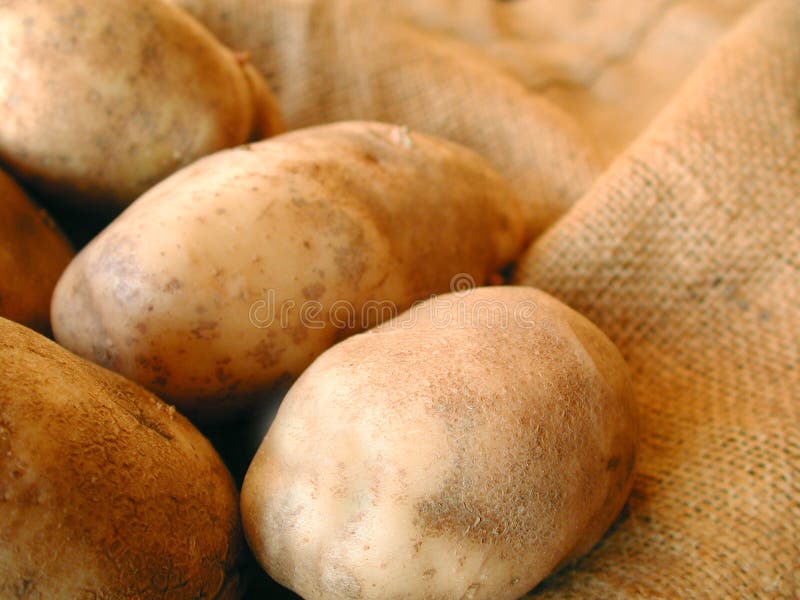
0;0;283;211
0;168;73;334
241;287;639;600
0;317;243;598
51;121;527;419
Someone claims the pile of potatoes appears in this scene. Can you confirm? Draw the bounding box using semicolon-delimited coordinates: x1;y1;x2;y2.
0;1;638;599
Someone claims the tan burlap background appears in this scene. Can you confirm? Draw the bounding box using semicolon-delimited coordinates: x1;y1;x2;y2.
172;0;799;596
515;0;800;596
379;0;757;163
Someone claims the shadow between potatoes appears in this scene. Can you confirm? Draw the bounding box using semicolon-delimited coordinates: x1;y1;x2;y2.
38;195;119;250
198;389;302;599
197;383;289;487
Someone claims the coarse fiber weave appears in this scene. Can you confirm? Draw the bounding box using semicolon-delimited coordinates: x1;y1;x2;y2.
172;0;799;596
516;0;799;596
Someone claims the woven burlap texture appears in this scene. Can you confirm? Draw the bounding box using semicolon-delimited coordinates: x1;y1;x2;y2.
516;0;799;596
171;0;799;596
381;0;756;163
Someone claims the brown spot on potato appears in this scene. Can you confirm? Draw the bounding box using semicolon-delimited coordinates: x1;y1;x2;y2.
163;278;182;293
247;337;285;369
215;366;233;384
190;320;219;340
301;283;325;301
607;456;621;471
134;354;171;390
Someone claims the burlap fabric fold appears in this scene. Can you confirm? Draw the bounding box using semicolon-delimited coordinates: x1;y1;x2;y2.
170;0;798;596
382;0;756;163
516;0;799;596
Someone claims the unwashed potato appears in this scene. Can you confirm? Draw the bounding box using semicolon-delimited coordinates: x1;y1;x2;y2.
52;121;527;420
0;317;243;598
0;0;283;211
241;287;639;600
0;168;73;334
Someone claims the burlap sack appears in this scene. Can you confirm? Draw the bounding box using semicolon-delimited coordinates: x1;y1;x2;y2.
383;0;756;162
170;0;601;234
516;0;799;596
171;0;798;597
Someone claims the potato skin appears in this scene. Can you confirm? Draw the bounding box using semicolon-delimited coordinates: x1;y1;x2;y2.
51;121;527;419
0;169;73;334
0;317;243;599
241;287;639;600
0;0;282;210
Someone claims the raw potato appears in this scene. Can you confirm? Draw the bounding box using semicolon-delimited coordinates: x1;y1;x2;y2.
51;121;527;419
0;317;243;598
0;0;283;211
241;287;639;600
0;168;73;334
